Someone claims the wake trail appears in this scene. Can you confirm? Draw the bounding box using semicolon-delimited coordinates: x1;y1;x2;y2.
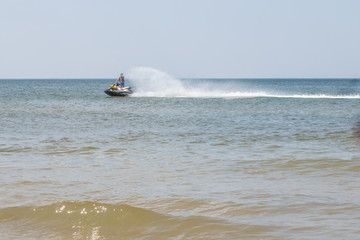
127;67;360;99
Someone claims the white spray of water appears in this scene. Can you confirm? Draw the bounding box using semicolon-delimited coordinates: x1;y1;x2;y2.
127;67;266;98
126;67;360;99
127;67;187;97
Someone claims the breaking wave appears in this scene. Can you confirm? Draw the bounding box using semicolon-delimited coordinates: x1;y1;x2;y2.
0;201;251;240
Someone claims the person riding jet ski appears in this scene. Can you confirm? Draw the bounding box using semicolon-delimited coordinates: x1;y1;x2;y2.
116;73;125;89
104;73;133;97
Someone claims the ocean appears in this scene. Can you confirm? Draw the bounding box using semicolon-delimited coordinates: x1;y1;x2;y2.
1;68;360;239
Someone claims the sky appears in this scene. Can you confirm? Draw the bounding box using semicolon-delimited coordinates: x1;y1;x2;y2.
0;0;359;78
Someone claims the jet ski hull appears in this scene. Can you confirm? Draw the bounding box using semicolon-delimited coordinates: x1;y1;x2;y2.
104;86;133;97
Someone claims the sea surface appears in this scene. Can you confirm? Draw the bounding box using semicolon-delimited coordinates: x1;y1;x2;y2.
1;68;360;239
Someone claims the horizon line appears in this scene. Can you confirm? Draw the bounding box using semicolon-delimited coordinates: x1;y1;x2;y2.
0;77;359;80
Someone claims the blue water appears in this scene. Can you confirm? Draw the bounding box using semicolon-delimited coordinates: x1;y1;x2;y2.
1;69;360;239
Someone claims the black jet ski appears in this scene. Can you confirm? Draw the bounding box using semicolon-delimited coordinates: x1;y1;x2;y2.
104;84;133;97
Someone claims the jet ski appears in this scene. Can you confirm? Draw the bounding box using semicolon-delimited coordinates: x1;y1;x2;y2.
104;84;133;97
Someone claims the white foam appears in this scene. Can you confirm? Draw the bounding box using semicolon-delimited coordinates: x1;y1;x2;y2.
263;94;360;99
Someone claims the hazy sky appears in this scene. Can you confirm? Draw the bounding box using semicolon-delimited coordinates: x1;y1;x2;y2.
1;0;359;78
